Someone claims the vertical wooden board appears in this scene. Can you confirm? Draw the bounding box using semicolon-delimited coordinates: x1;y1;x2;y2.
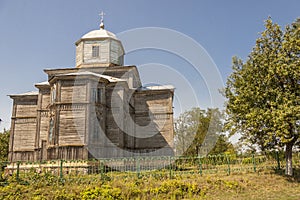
58;110;85;145
60;84;86;103
76;42;83;66
39;114;49;144
13;120;36;151
83;41;109;64
41;93;50;109
15;103;37;117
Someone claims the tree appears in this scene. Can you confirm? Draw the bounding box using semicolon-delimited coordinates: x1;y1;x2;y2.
224;18;300;176
209;134;236;155
174;108;235;157
174;108;204;156
0;129;10;161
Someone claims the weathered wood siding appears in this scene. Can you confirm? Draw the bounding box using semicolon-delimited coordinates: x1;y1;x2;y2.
41;90;50;110
83;40;110;64
12;98;38;152
10;151;35;161
58;108;86;146
76;41;83;67
110;40;124;65
39;89;50;146
13;118;37;151
40;111;49;144
105;86;122;146
60;82;87;103
47;146;86;160
15;101;37;117
134;90;174;149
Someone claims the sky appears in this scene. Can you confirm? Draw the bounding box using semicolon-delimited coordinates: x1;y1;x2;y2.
0;0;299;131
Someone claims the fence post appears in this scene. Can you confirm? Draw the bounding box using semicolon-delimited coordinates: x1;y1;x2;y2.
100;161;104;180
252;154;256;173
16;161;20;182
226;155;231;175
198;157;203;176
275;151;280;170
169;156;172;179
59;160;63;181
136;157;140;179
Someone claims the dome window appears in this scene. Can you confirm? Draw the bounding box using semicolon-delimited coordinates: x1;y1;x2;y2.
92;46;100;57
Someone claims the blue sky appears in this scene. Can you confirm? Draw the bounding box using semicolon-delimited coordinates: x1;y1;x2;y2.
0;0;299;131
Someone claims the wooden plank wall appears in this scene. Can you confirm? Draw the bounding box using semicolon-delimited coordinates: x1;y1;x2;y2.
11;97;38;161
134;90;174;150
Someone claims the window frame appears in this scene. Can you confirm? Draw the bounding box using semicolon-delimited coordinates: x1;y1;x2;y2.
92;45;100;57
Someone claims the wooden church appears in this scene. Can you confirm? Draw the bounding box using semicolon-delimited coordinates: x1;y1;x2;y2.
8;18;174;162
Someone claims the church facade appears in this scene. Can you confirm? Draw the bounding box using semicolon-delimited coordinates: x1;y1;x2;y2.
8;21;174;162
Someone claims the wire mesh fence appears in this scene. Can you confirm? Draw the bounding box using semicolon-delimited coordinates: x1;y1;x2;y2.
1;152;299;184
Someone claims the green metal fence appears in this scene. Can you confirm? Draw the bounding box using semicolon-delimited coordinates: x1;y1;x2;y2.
1;152;299;184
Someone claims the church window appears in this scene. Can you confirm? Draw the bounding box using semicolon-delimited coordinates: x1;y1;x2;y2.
49;118;54;144
91;88;101;103
97;88;101;103
92;46;100;57
51;85;56;103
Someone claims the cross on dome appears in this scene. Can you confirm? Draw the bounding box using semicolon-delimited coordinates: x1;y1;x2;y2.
99;11;105;29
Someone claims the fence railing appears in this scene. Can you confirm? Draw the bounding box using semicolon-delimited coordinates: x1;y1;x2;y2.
1;152;299;183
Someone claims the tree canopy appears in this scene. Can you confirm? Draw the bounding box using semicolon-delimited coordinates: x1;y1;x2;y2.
0;129;9;161
224;18;300;175
174;107;235;157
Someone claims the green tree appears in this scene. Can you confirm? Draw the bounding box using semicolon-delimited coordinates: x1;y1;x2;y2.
174;108;235;157
174;108;204;156
0;129;10;161
210;134;236;155
224;18;300;176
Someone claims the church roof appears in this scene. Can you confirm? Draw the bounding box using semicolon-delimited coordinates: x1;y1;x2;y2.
8;91;39;97
81;29;118;40
35;81;49;86
140;85;175;91
57;71;125;83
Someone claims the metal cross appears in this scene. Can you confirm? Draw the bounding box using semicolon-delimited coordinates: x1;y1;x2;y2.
99;11;105;22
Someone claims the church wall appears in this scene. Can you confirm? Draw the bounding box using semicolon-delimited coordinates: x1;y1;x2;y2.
88;81;106;149
76;41;83;67
47;146;86;160
37;89;50;148
83;40;110;64
15;101;37;117
110;40;124;66
39;112;49;144
13;118;37;151
58;108;86;146
41;89;50;110
60;82;87;103
9;96;38;161
56;80;87;145
105;86;121;146
134;90;174;151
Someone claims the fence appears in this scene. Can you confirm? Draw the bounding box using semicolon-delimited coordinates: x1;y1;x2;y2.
1;152;299;183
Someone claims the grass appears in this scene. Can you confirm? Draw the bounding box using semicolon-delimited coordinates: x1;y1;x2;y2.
0;169;299;199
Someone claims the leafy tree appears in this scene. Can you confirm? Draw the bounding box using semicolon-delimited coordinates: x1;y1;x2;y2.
224;18;300;176
0;129;10;161
174;108;235;156
210;134;236;155
174;107;203;156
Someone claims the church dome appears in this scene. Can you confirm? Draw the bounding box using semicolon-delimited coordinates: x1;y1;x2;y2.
81;29;118;40
75;17;124;68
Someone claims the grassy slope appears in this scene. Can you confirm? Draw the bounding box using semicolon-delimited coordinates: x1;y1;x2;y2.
0;171;299;199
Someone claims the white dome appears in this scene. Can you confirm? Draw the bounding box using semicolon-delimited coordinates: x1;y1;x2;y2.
81;29;118;40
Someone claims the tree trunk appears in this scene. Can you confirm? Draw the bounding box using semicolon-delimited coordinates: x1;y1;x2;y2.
285;142;293;176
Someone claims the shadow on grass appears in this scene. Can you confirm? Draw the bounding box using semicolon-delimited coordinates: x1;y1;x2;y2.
273;168;300;183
